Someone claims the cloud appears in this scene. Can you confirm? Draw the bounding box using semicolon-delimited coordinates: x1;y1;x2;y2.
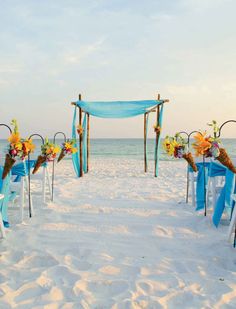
181;0;231;11
64;38;106;65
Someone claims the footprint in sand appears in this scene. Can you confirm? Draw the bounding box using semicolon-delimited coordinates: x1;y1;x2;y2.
153;226;173;238
64;255;92;271
0;250;25;265
114;298;162;309
99;265;121;275
44;265;80;286
17;252;58;269
87;280;129;297
0;273;7;284
14;283;44;303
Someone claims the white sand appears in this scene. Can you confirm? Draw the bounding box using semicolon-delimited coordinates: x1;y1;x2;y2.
0;158;236;308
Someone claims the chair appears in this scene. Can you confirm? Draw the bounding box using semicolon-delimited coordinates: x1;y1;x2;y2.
227;194;236;244
206;162;226;210
0;194;6;238
30;164;52;203
188;157;211;208
0;167;11;236
10;160;34;223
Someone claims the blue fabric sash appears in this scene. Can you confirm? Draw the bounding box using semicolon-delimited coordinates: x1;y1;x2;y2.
76;100;163;118
82;114;88;173
195;162;210;211
0;166;11;225
154;104;164;177
212;169;235;227
72;107;80;177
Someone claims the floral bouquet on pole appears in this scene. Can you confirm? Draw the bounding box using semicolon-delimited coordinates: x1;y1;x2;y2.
163;134;198;172
2;120;35;179
57;140;77;163
32;139;60;174
153;125;161;134
193;122;236;173
77;125;83;136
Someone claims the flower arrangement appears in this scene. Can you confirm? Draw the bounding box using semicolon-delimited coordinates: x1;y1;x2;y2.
193;122;236;173
163;134;198;172
57;140;77;163
2;120;35;179
32;138;60;174
153;125;161;134
77;125;83;136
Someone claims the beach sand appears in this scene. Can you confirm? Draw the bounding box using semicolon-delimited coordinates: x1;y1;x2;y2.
0;159;236;308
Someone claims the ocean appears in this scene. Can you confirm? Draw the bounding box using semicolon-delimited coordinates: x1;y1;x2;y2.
0;138;236;162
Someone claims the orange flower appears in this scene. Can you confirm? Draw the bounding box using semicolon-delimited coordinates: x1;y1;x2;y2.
193;132;212;156
8;132;21;144
23;139;35;153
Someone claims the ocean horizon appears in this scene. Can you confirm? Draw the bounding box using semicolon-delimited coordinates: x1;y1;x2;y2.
1;138;236;161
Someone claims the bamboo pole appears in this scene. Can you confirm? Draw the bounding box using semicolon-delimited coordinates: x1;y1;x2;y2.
87;113;90;172
154;94;161;177
79;94;83;177
144;112;147;172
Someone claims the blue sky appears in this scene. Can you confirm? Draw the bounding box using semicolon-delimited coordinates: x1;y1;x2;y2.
0;0;235;138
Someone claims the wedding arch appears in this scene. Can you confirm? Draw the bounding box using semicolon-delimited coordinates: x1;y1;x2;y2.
71;94;169;178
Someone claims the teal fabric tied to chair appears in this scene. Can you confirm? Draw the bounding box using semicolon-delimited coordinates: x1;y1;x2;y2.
195;162;210;211
11;160;36;182
189;162;210;211
0;166;11;227
212;168;235;227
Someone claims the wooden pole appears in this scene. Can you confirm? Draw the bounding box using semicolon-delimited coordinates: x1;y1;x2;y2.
144;112;147;172
154;94;161;177
87;113;90;172
79;94;83;177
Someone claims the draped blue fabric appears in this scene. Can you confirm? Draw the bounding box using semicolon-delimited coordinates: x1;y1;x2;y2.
212;169;235;227
145;113;149;164
82;114;88;173
154;104;164;177
189;160;235;223
208;162;226;177
72;107;80;177
189;161;227;211
0;166;11;225
195;162;210;211
12;160;35;177
75;100;163;118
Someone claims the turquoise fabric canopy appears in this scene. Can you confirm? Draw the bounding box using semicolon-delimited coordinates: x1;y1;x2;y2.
75;100;164;118
72;99;165;178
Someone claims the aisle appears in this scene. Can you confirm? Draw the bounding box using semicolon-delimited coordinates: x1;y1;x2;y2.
0;159;235;308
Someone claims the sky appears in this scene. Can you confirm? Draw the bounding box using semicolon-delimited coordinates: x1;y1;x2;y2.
0;0;236;138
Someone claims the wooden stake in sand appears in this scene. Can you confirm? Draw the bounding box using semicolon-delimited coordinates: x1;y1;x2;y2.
87;113;90;173
79;94;83;177
154;94;161;177
144;112;147;172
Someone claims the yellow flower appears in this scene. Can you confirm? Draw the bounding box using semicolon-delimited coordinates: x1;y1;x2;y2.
65;142;72;150
23;139;35;153
14;142;23;151
163;137;180;156
8;132;21;144
54;146;60;154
